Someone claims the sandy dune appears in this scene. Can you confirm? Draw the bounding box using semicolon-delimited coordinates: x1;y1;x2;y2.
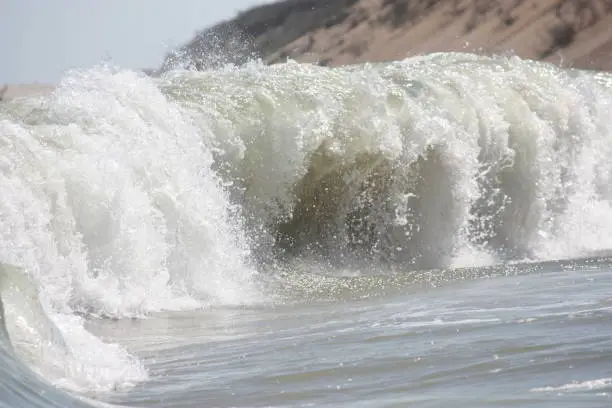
268;0;612;69
167;0;612;71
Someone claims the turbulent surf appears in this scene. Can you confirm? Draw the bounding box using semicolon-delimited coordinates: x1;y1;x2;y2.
1;52;612;407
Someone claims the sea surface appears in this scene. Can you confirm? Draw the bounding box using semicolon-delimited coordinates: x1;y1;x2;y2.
1;52;612;407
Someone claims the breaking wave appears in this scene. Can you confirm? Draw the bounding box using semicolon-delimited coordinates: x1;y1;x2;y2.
162;53;612;269
1;52;612;403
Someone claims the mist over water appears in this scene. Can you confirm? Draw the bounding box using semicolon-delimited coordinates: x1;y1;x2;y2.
1;52;612;404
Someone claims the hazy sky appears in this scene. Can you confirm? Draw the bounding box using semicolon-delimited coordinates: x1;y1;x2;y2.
0;0;268;84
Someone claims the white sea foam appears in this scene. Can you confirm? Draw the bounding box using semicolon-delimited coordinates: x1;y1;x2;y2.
2;52;612;393
164;53;612;267
0;65;259;392
532;377;612;393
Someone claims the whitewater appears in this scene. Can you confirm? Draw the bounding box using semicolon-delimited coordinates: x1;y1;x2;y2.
1;52;612;407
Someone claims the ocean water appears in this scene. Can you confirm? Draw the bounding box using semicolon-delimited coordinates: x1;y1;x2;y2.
1;52;612;407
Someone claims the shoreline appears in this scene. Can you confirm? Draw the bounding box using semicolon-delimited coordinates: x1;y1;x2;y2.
3;49;610;100
0;84;55;101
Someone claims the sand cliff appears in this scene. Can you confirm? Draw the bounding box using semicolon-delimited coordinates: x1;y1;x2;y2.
163;0;612;71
